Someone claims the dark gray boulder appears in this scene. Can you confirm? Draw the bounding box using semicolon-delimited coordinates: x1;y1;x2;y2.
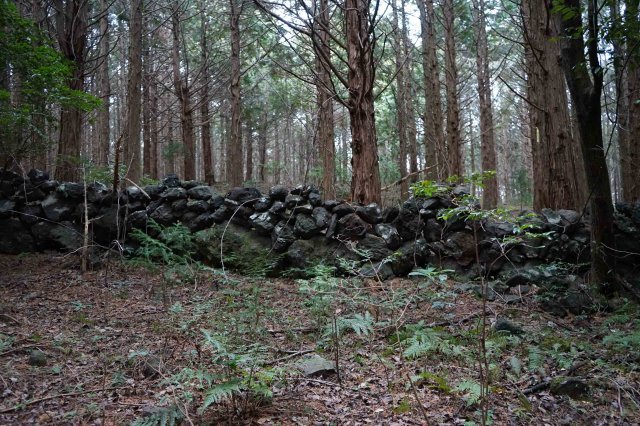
128;210;148;229
171;199;188;213
0;218;34;254
323;199;340;211
208;194;225;211
56;182;85;199
143;184;166;200
392;208;423;241
211;205;233;223
308;192;322;207
19;203;43;225
253;197;271;212
333;203;356;218
32;221;83;252
374;223;401;250
269;201;286;215
294;213;324;239
226;187;261;205
382;206;400;223
162;174;181;188
250;212;279;236
272;221;296;252
388;238;432;276
356;203;382;224
337;213;369;239
187;185;214;200
356;234;391;261
186;212;214;232
285;194;304;209
41;194;75;222
27;169;49;185
87;182;110;204
150;203;176;226
312;207;331;229
187;199;209;213
160;187;187;202
0;199;16;218
269;185;289;202
292;203;314;215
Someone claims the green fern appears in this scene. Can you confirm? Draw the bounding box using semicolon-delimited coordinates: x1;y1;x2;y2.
454;380;482;406
200;379;243;411
130;405;183;426
402;324;462;359
328;312;375;337
527;345;544;372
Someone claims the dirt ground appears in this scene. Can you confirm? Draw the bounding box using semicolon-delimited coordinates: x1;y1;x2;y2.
1;252;638;425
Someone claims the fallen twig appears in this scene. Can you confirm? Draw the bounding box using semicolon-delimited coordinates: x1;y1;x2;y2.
522;361;586;395
0;386;131;413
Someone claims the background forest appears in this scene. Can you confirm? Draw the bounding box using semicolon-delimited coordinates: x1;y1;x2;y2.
2;0;638;210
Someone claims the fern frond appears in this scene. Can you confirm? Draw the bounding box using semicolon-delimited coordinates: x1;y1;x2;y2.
201;379;243;411
130;405;183;426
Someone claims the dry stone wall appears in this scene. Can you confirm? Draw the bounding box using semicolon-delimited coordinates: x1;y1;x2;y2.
2;168;640;282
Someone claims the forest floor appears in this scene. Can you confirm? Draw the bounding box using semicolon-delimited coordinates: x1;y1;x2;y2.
1;252;639;425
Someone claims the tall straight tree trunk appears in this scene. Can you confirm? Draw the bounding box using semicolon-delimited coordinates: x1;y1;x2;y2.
472;0;498;208
401;0;418;181
227;0;244;186
258;110;268;182
612;0;629;202
54;0;88;182
200;8;214;184
171;5;196;180
315;0;336;199
245;123;253;182
417;0;445;181
443;0;462;178
622;0;640;201
392;0;408;198
522;0;585;210
345;0;381;204
96;0;110;167
559;0;615;291
123;0;143;184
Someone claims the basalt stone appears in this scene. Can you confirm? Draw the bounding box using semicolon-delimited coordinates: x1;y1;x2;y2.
272;221;296;252
452;185;470;198
312;207;331;228
182;180;204;190
32;221;83;252
356;203;382;224
226;187;262;205
208;195;225;211
269;185;289;202
541;208;562;226
285;194;304;209
308;192;322;207
22;183;46;202
56;182;85;199
93;206;122;237
269;201;286;215
358;261;395;280
229;205;253;228
333;203;356;218
186;212;214;232
20;203;43;225
41;194;75;222
290;184;304;195
187;185;214;200
0;199;16;218
253;197;271;212
27;169;49;185
73;202;100;220
374;223;401;250
0;218;34;254
423;218;442;242
419;208;437;221
211;205;233;223
126;186;146;202
421;197;441;210
357;234;391;261
0;169;21;181
389;238;432;276
441;210;466;232
160;187;187;202
484;221;515;239
337;213;369;240
250;212;279;236
128;210;148;229
445;231;476;266
292;203;314;215
143;184;166;200
401;198;420;214
187;199;209;213
392;208;423;241
171;199;188;212
40;180;59;193
326;213;338;239
294;213;324;239
493;318;524;335
162;174;181;188
323;199;340;211
125;200;146;213
87;182;110;204
150;203;176;226
382;206;400;223
146;199;163;215
180;211;198;227
0;180;13;198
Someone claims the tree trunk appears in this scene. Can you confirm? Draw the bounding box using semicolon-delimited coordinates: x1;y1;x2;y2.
417;0;445;181
392;0;408;198
228;0;244;186
258;110;268;182
244;123;253;182
472;0;498;208
200;8;214;184
345;0;381;204
522;0;585;210
96;0;110;167
443;0;462;179
54;0;88;182
622;0;640;201
315;0;336;199
401;1;418;182
123;0;143;184
171;5;196;181
559;0;615;292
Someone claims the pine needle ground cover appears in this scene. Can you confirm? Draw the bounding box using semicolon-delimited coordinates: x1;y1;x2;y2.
1;253;638;425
